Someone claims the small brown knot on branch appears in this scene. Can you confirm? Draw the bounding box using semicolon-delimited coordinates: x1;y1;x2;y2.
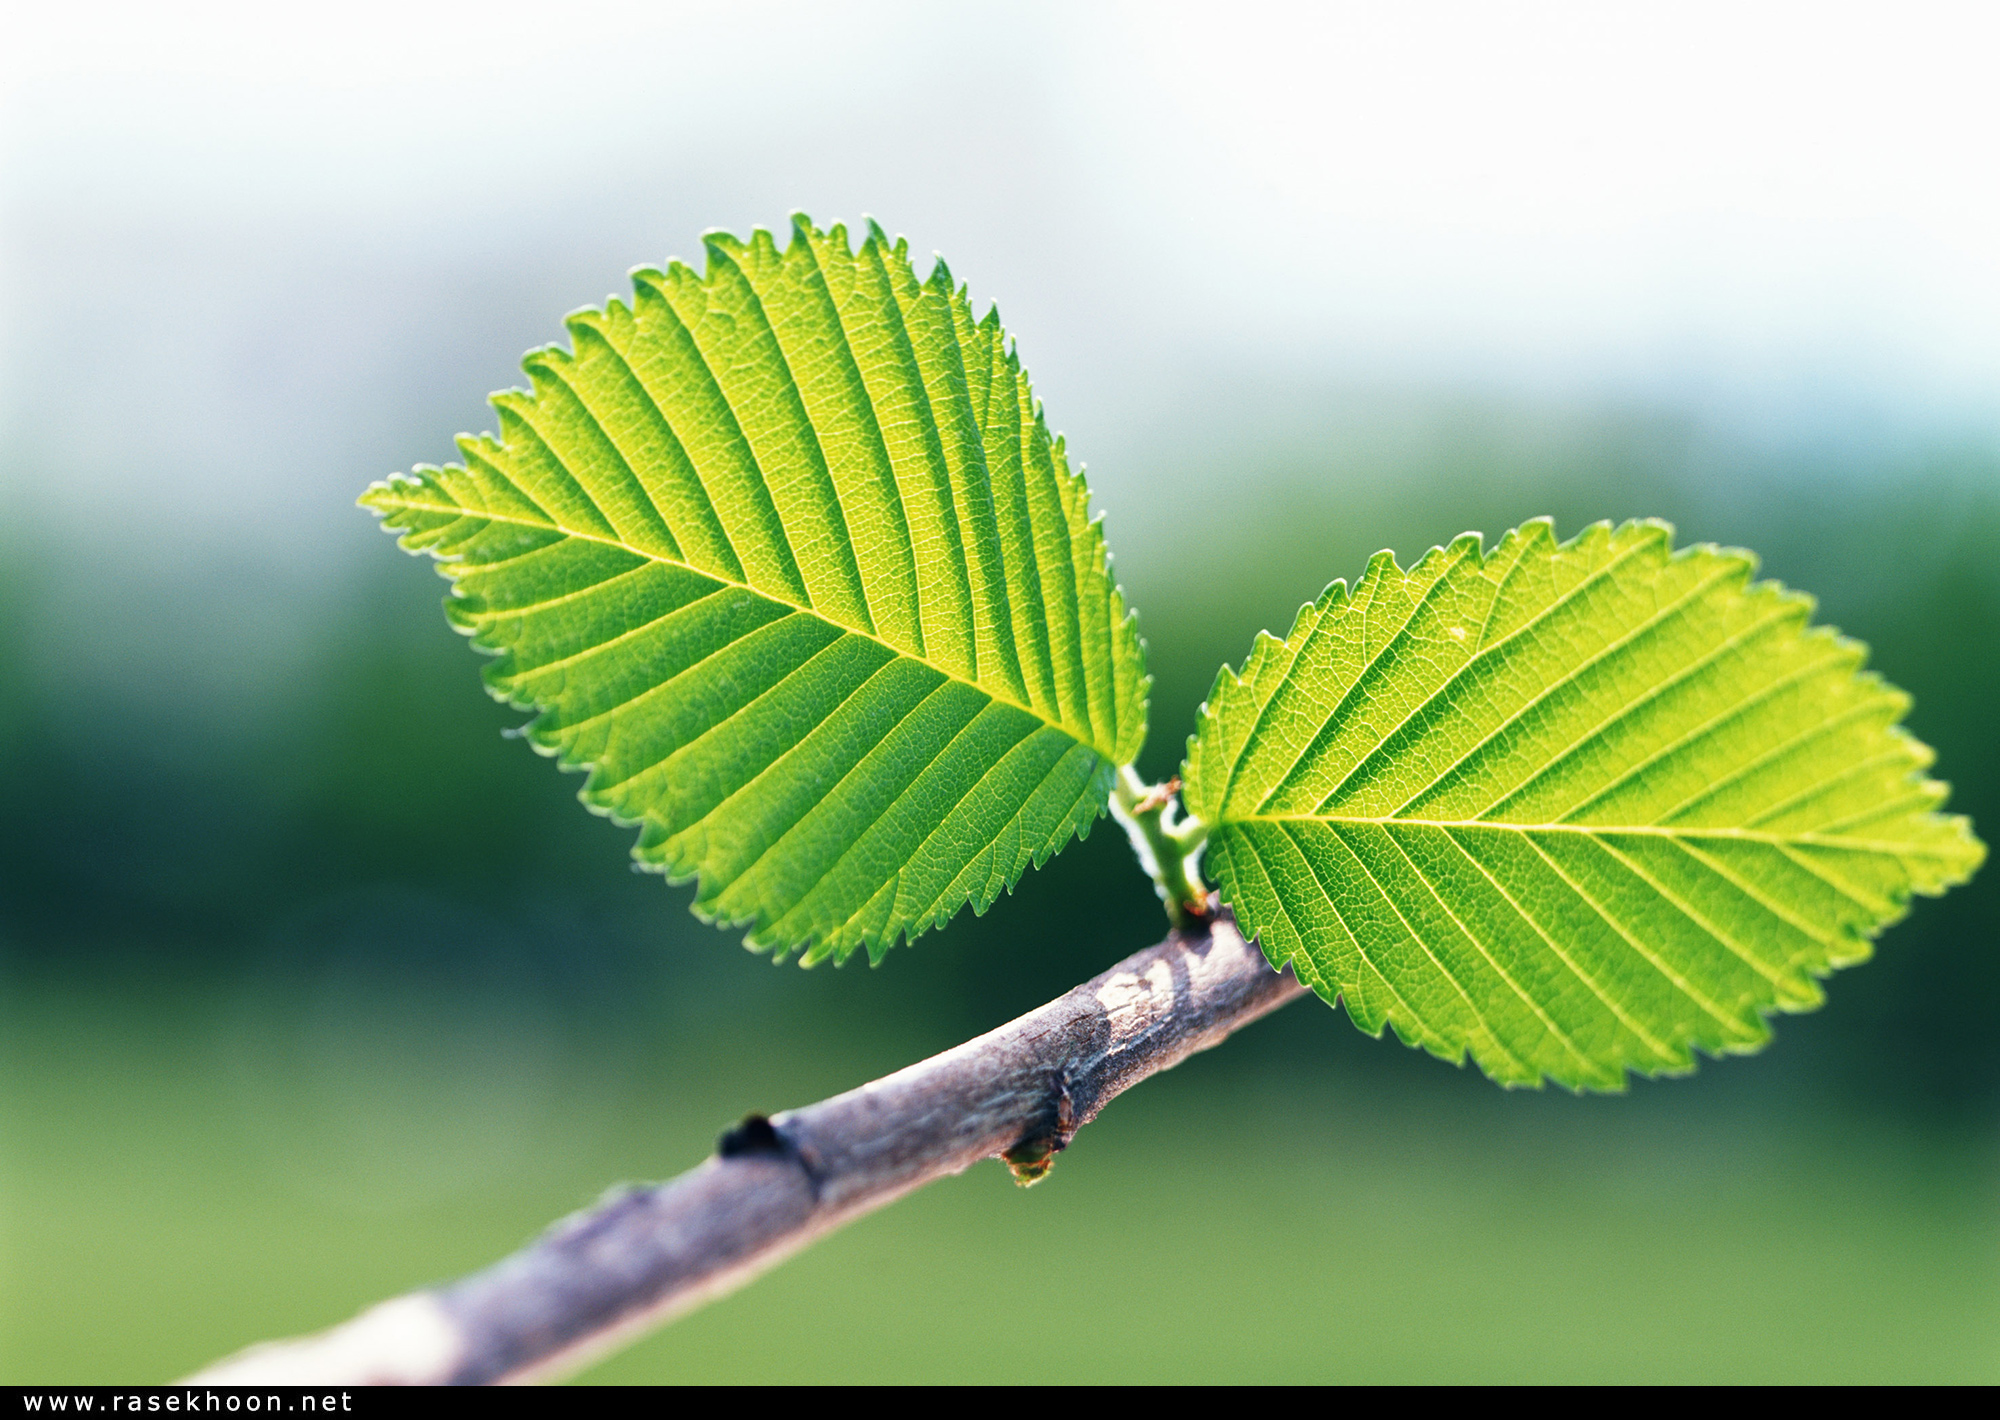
717;1113;785;1158
1002;1074;1076;1186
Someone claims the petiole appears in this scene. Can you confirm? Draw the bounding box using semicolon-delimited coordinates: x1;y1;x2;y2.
1110;765;1212;929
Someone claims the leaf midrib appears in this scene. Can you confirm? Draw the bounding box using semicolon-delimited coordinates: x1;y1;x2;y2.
1215;812;1960;858
375;487;1101;753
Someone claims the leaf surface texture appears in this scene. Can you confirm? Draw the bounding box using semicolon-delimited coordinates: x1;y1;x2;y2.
1185;519;1983;1088
363;217;1146;961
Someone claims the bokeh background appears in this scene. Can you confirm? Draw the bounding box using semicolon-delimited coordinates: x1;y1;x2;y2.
4;0;1997;1383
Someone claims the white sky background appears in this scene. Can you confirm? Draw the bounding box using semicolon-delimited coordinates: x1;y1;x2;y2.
3;0;1998;593
1120;4;2000;424
9;0;1998;401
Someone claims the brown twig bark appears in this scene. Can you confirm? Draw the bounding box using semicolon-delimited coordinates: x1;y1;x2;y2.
188;907;1303;1385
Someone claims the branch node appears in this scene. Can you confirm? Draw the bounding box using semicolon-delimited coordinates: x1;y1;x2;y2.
717;1112;825;1198
716;1114;784;1159
1002;1072;1076;1186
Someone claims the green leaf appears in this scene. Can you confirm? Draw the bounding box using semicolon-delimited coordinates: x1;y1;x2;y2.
1184;518;1983;1089
362;216;1146;963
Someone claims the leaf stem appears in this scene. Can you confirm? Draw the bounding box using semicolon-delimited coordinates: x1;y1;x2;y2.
1112;765;1213;928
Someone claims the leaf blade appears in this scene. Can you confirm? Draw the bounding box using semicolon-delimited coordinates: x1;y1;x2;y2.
363;218;1145;961
1185;518;1983;1088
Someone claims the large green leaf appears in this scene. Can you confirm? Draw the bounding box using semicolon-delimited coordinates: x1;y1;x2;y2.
362;216;1146;963
1185;519;1983;1089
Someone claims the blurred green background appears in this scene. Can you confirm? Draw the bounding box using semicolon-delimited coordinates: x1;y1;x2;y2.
3;1;1997;1384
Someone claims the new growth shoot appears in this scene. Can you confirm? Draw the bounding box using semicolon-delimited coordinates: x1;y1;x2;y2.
1112;766;1212;928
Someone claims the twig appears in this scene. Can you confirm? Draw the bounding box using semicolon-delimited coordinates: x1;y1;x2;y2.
188;908;1303;1385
